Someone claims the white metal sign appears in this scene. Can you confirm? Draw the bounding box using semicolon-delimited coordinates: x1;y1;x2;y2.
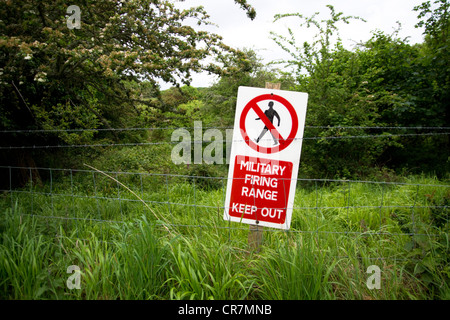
223;86;308;230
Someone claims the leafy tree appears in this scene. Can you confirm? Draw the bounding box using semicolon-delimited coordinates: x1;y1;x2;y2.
201;48;291;127
415;0;449;44
270;3;449;178
270;5;389;178
414;0;449;127
0;0;254;176
353;1;449;175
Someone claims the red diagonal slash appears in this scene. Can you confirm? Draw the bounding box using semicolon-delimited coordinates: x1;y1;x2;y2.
249;100;286;145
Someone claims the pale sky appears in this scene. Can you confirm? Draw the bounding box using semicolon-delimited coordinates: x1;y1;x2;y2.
162;0;427;89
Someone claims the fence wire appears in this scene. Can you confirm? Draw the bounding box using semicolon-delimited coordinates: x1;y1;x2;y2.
2;125;450;134
1;123;449;262
1;165;448;262
1;132;448;150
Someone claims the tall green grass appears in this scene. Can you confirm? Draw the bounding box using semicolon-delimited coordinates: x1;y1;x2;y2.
0;173;448;299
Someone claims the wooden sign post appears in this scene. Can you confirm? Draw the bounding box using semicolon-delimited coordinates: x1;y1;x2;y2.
248;82;280;252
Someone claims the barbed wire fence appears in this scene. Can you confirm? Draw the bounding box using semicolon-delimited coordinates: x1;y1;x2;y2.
1;125;450;149
1;125;449;263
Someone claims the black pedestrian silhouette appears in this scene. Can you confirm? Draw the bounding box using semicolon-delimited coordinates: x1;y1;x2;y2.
255;101;281;145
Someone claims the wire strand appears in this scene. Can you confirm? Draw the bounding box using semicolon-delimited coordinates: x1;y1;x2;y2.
1;125;450;134
1;132;448;149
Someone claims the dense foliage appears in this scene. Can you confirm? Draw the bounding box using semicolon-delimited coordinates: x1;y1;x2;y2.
266;3;449;179
0;0;252;166
0;0;256;188
204;3;449;179
1;172;449;299
0;1;449;302
0;0;448;180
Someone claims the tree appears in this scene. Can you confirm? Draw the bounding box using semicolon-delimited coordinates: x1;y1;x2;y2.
269;3;449;178
270;6;389;178
414;0;449;127
355;2;449;175
414;0;449;45
202;48;289;127
0;0;255;174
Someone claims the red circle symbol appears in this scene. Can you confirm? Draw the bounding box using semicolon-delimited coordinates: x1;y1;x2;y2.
239;94;298;154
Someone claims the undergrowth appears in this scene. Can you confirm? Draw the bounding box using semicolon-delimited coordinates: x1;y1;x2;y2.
0;174;448;299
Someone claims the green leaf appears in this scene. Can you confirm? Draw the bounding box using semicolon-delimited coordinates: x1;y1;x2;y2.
404;240;415;251
414;262;426;275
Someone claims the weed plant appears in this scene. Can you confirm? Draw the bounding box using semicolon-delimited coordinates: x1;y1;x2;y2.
0;173;448;299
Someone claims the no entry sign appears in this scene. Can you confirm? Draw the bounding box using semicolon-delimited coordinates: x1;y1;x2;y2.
240;93;298;154
224;86;308;230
